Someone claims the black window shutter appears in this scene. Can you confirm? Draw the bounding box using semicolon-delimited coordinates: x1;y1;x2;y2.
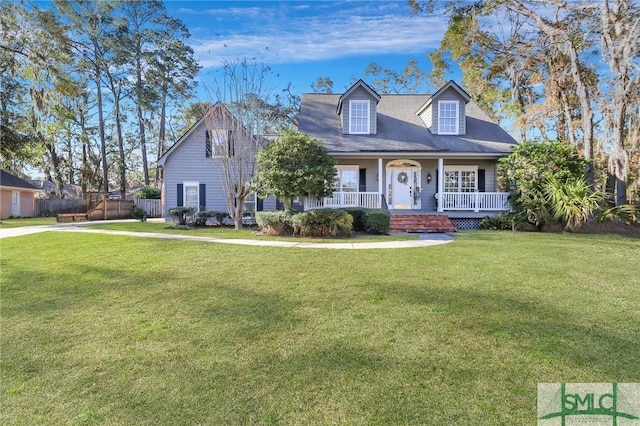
228;130;234;157
359;169;366;192
478;169;486;192
205;131;212;158
257;197;264;212
177;184;183;206
199;184;206;210
435;169;439;190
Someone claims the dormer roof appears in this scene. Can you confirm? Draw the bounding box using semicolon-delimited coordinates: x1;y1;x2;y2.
416;80;471;115
337;79;381;114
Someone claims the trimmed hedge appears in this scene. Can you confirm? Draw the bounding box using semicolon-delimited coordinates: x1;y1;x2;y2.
342;208;390;234
343;208;367;232
256;208;389;237
292;209;353;237
255;211;294;236
364;210;390;234
168;206;195;226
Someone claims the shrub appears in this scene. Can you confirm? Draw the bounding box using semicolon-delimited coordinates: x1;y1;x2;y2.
596;204;638;224
255;211;294;236
193;210;215;226
202;211;229;226
133;186;161;199
498;140;586;230
291;209;353;238
544;176;603;231
343;208;367;232
479;213;521;230
168;206;195;226
131;204;146;221
364;210;390;234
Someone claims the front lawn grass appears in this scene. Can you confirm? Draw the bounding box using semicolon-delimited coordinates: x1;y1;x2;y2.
0;217;57;228
86;220;418;243
1;231;638;425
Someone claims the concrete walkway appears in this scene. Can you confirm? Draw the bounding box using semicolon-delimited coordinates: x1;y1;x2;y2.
0;220;453;250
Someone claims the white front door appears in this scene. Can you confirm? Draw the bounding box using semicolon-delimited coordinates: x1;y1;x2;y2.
390;168;414;209
12;191;20;216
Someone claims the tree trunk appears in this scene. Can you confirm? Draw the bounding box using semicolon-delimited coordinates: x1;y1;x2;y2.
234;198;244;230
136;52;149;185
114;94;127;200
95;65;108;194
509;1;596;185
155;84;168;186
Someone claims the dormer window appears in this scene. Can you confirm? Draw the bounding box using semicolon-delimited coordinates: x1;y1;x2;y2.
438;100;459;135
349;100;370;134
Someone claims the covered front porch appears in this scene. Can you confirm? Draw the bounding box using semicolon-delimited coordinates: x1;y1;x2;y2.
305;191;509;213
304;157;510;213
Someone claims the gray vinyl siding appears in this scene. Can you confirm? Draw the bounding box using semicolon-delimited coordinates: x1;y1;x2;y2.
341;87;377;135
419;105;432;130
432;89;466;135
162;123;226;217
163;120;271;217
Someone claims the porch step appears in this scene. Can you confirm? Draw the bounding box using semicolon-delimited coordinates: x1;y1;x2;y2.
389;214;456;233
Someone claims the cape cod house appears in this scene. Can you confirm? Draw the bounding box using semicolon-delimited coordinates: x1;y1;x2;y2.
158;80;516;230
297;80;517;230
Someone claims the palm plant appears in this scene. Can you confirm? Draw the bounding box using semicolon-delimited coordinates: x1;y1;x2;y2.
544;176;603;231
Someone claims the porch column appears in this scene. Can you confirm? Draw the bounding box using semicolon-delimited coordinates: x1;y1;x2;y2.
378;158;383;207
437;158;444;212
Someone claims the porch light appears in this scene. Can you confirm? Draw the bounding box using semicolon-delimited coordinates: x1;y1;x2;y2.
426;172;432;184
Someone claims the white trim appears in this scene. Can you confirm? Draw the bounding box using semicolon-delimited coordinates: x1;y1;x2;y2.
385;159;422;210
349;100;370;134
335;165;359;192
328;152;510;159
183;181;199;210
437;158;444;212
438;100;459;135
443;165;478;192
12;191;20;216
377;158;383;196
207;129;229;158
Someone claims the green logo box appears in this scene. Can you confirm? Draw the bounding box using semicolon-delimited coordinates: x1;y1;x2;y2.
538;383;640;425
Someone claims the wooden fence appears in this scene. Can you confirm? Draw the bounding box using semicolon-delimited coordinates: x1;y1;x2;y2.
134;199;163;218
87;200;133;221
35;199;87;217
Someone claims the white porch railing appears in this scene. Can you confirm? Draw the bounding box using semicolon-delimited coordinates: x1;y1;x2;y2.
439;192;510;212
305;191;509;211
305;192;381;210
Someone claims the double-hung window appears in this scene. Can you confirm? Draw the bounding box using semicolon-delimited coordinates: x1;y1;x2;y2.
438;101;459;135
444;166;477;192
349;100;370;134
206;130;234;157
183;181;199;210
335;166;359;192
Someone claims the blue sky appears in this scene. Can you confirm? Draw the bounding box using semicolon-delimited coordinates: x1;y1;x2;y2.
166;0;453;96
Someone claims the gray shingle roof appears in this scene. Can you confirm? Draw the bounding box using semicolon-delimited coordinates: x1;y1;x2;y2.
298;93;518;154
1;170;40;190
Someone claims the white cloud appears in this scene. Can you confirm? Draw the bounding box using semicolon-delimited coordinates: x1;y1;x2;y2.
190;12;448;69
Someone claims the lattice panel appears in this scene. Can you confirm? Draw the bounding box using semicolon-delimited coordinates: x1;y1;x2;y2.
450;218;482;230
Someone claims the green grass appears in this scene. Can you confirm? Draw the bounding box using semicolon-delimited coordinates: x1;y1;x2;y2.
0;217;57;228
86;221;418;243
1;231;639;425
